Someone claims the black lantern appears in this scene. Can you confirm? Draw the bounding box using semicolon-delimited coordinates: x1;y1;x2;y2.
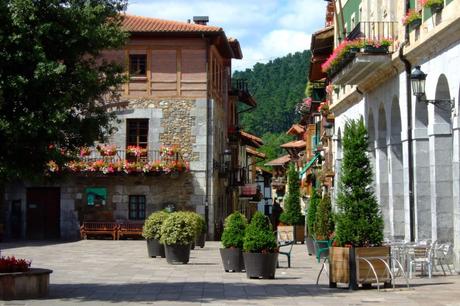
323;121;334;138
410;66;427;98
410;65;454;110
223;148;232;164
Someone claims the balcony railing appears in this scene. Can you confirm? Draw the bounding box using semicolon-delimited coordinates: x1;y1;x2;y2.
347;21;398;51
231;79;250;93
80;149;179;163
229;167;249;187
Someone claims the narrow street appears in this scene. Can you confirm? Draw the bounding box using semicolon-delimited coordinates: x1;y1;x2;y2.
1;240;460;305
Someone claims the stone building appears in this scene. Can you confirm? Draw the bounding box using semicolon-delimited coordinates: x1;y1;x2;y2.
322;0;460;267
3;15;253;240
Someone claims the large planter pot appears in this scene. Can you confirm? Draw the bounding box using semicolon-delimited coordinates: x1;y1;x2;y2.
294;225;305;244
306;237;316;256
0;268;52;300
164;244;191;264
243;252;278;279
329;246;391;290
195;232;206;248
146;239;165;258
220;248;245;272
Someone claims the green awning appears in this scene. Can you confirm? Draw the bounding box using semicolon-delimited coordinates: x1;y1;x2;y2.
299;153;320;177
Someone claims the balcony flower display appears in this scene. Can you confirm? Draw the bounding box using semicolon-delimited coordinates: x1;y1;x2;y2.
79;147;91;157
419;0;444;9
47;160;59;172
160;145;179;157
402;9;422;26
296;97;312;115
319;101;331;116
126;145;148;157
96;144;117;156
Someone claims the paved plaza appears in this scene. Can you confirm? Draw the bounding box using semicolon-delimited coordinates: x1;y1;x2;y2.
1;240;460;305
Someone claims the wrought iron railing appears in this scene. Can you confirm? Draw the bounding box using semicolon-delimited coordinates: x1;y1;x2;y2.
229;167;249;187
231;79;250;93
347;21;398;51
80;149;181;163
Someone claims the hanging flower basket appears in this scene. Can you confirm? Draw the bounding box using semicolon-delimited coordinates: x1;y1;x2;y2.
402;9;422;28
79;147;91;157
126;145;148;157
96;144;117;156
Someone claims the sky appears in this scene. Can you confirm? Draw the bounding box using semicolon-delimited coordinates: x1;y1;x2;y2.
127;0;328;71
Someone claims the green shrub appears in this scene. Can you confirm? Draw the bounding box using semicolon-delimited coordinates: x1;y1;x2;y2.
221;212;247;249
243;212;277;253
142;210;170;240
279;163;304;225
307;187;320;238
314;193;334;240
184;211;206;237
335;118;384;247
160;212;196;245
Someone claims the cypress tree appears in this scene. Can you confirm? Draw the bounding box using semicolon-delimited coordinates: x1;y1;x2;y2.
335;118;384;247
307;187;320;238
279;163;303;225
314;193;334;240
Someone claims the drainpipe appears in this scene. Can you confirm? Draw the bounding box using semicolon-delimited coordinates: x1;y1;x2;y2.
204;36;210;238
398;0;415;242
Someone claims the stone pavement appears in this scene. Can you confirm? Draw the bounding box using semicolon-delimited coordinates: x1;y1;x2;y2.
1;240;460;306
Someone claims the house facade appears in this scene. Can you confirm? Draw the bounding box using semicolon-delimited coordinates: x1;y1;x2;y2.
323;0;460;267
3;15;253;241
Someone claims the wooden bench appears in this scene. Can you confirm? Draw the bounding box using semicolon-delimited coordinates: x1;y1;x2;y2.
117;222;144;240
80;222;118;240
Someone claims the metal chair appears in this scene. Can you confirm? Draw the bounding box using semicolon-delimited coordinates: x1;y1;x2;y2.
434;243;455;275
315;240;332;285
409;243;434;278
278;241;294;268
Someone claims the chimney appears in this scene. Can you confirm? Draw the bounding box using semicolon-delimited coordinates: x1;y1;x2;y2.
193;16;209;25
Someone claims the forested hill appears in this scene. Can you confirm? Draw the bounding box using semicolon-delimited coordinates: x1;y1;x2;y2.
233;50;311;136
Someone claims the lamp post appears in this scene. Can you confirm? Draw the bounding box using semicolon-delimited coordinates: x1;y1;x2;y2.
323;121;334;138
410;66;455;110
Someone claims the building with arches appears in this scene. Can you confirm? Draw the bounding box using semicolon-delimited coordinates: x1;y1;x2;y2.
323;0;460;268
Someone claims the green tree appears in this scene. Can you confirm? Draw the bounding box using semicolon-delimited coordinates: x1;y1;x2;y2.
233;50;311;135
314;193;334;240
221;212;247;249
257;132;293;167
279;163;303;225
307;187;320;238
335;118;384;247
0;0;128;181
243;211;277;253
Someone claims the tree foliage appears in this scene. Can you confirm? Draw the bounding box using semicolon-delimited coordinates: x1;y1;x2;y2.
221;212;247;249
142;210;170;240
335;118;384;247
279;164;303;225
314;193;334;240
257;132;293;167
233;50;311;136
0;0;128;181
307;187;320;238
160;212;196;246
243;212;277;253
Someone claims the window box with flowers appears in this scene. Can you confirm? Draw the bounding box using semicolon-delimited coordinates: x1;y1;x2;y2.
362;38;393;54
420;0;444;13
96;144;117;156
126;145;148;157
402;9;422;28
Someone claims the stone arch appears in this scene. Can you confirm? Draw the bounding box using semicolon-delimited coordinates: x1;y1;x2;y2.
388;97;404;238
376;104;390;237
434;74;452;124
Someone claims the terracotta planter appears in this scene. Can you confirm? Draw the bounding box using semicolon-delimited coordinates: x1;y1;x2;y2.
329;246;391;290
146;239;165;258
243;252;278;279
220;248;245;272
0;268;52;300
164;244;191;264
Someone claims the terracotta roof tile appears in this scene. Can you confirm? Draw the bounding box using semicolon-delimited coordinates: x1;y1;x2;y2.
286;124;305;135
246;147;266;159
122;14;222;33
265;155;291;166
240;131;263;147
280;140;306;149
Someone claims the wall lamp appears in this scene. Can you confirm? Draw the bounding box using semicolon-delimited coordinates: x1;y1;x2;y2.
213;149;232;174
410;66;455;110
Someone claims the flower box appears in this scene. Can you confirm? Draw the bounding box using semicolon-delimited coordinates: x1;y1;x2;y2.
362;45;389;54
429;3;443;13
409;18;422;29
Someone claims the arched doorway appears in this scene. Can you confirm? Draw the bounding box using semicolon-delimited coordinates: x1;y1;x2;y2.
429;74;453;242
388;98;405;238
375;104;390;237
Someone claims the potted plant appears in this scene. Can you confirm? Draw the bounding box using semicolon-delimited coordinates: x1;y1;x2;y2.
160;212;196;264
194;214;207;248
243;211;278;279
330;118;387;290
420;0;444;13
278;164;305;243
306;187;320;256
402;9;422;28
220;212;247;272
314;193;334;241
362;38;393;54
142;210;170;258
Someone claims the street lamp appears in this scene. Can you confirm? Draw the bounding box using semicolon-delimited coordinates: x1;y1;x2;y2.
323;121;334;138
410;66;455;110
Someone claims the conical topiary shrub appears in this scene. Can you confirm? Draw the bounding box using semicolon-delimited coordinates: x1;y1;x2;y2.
307;187;320;239
335;118;384;247
279;163;303;226
314;193;334;240
243;212;278;279
220;212;247;272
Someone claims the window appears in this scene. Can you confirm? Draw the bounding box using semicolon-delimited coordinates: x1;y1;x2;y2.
127;119;149;148
129;195;146;220
129;54;146;76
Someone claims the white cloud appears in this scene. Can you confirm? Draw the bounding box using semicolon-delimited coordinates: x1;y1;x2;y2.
127;0;326;70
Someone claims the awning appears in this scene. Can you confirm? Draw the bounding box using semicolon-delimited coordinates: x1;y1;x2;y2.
299;153;320;177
